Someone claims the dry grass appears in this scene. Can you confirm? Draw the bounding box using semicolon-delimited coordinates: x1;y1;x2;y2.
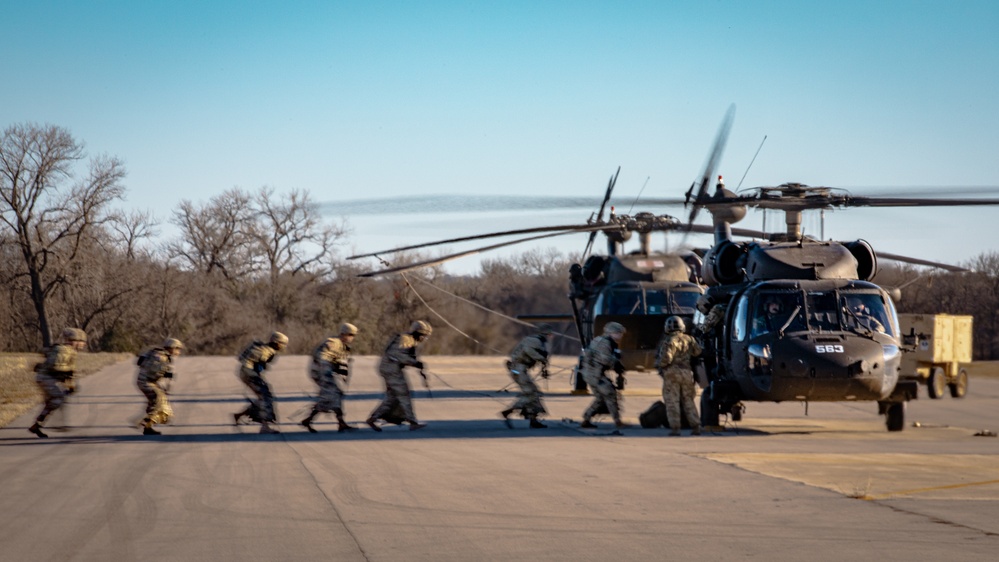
0;352;131;428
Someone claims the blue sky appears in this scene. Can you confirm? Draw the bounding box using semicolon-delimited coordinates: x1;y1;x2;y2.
4;0;998;274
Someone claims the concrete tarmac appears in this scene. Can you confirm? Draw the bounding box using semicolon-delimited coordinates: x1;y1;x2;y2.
1;355;997;561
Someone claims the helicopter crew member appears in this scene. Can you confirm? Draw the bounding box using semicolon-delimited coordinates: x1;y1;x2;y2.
233;332;288;434
580;322;628;429
845;298;885;333
500;323;552;429
366;321;432;432
657;316;703;436
29;328;87;438
301;323;359;433
135;338;184;435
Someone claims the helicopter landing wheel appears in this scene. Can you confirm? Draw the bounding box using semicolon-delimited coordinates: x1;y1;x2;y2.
948;369;969;398
885;402;905;432
927;367;947;399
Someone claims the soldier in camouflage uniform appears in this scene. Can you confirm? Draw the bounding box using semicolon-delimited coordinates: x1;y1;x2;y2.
301;323;358;433
366;321;431;432
135;338;184;435
657;316;703;436
580;322;628;429
29;328;87;438
500;323;552;429
233;332;288;434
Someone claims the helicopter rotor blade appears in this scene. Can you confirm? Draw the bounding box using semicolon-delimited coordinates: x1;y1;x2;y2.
358;225;612;277
349;222;605;260
876;251;970;273
686;104;736;226
583;166;621;259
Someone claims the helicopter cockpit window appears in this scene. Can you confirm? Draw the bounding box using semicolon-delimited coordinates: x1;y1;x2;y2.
732;294;750;341
805;292;841;332
751;293;805;338
840;293;893;336
648;291;699;315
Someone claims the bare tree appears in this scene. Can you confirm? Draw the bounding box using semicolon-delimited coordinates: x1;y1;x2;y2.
108;208;159;260
0;123;126;347
250;186;346;282
168;188;257;281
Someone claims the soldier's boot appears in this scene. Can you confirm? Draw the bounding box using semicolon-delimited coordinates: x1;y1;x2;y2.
301;412;318;433
233;407;251;426
529;417;547;429
29;423;48;439
259;423;280;434
500;408;514;429
143;426;161;436
408;420;427;431
336;413;357;432
365;417;382;432
580;419;597;429
668;428;681;436
691;425;702;436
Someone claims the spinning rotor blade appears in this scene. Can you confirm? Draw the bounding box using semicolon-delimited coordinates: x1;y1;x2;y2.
686;104;736;226
358;226;611;277
349;223;603;260
876;251;970;273
583;167;621;259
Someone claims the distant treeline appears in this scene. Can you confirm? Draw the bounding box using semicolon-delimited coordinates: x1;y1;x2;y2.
3;123;997;359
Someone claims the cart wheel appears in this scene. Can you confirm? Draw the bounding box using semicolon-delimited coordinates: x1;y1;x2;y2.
928;367;946;399
948;369;969;398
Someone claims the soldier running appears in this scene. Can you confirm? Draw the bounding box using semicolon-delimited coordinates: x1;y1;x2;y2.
500;323;552;429
657;316;703;436
366;321;431;432
580;322;628;430
233;332;288;434
301;323;358;433
29;328;87;438
136;338;184;435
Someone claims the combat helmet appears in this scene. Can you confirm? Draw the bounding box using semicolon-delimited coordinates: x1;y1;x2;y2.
410;320;432;336
603;322;626;335
536;323;554;336
162;338;184;350
62;327;87;343
664;316;686;333
340;323;359;336
269;331;289;349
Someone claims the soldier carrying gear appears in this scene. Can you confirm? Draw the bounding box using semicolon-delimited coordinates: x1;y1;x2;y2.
301;323;359;433
500;323;552;429
657;316;703;436
366;321;432;432
579;322;628;430
233;331;288;434
135;338;184;436
29;327;87;438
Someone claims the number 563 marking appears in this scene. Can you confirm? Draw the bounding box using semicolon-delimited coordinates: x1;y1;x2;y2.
816;345;844;353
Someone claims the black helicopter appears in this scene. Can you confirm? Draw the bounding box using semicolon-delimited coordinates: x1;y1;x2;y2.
347;164;762;385
685;174;999;431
